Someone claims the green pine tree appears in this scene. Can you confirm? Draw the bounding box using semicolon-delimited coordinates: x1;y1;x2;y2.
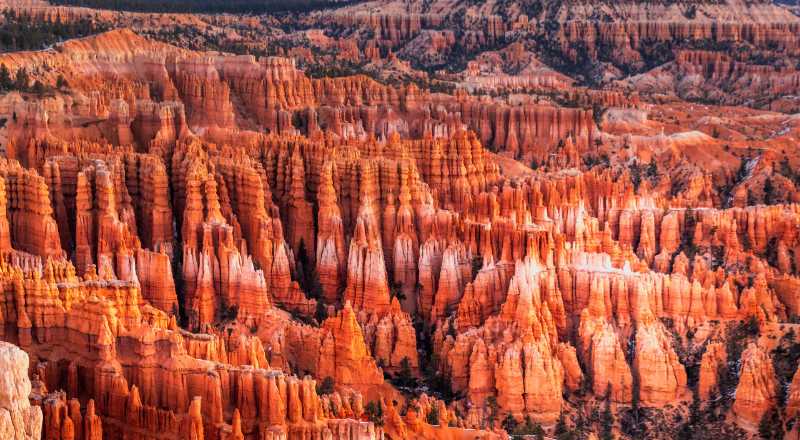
0;64;11;90
426;405;440;425
13;67;29;91
56;74;68;90
31;80;46;95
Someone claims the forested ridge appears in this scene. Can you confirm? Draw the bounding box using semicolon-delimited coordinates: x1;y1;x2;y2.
0;9;108;52
47;0;356;14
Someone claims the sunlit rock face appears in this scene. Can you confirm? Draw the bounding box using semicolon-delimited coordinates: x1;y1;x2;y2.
1;0;800;438
0;341;42;440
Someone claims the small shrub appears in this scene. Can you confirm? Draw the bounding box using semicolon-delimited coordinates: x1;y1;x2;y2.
316;376;335;395
426;405;440;425
365;400;383;426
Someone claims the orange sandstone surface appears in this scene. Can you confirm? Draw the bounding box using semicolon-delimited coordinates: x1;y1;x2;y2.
0;2;800;438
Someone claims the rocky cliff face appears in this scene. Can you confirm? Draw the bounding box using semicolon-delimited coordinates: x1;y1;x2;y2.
0;254;388;440
0;342;43;440
0;2;799;438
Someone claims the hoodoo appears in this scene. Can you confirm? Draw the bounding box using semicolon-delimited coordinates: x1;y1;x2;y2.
0;0;800;438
